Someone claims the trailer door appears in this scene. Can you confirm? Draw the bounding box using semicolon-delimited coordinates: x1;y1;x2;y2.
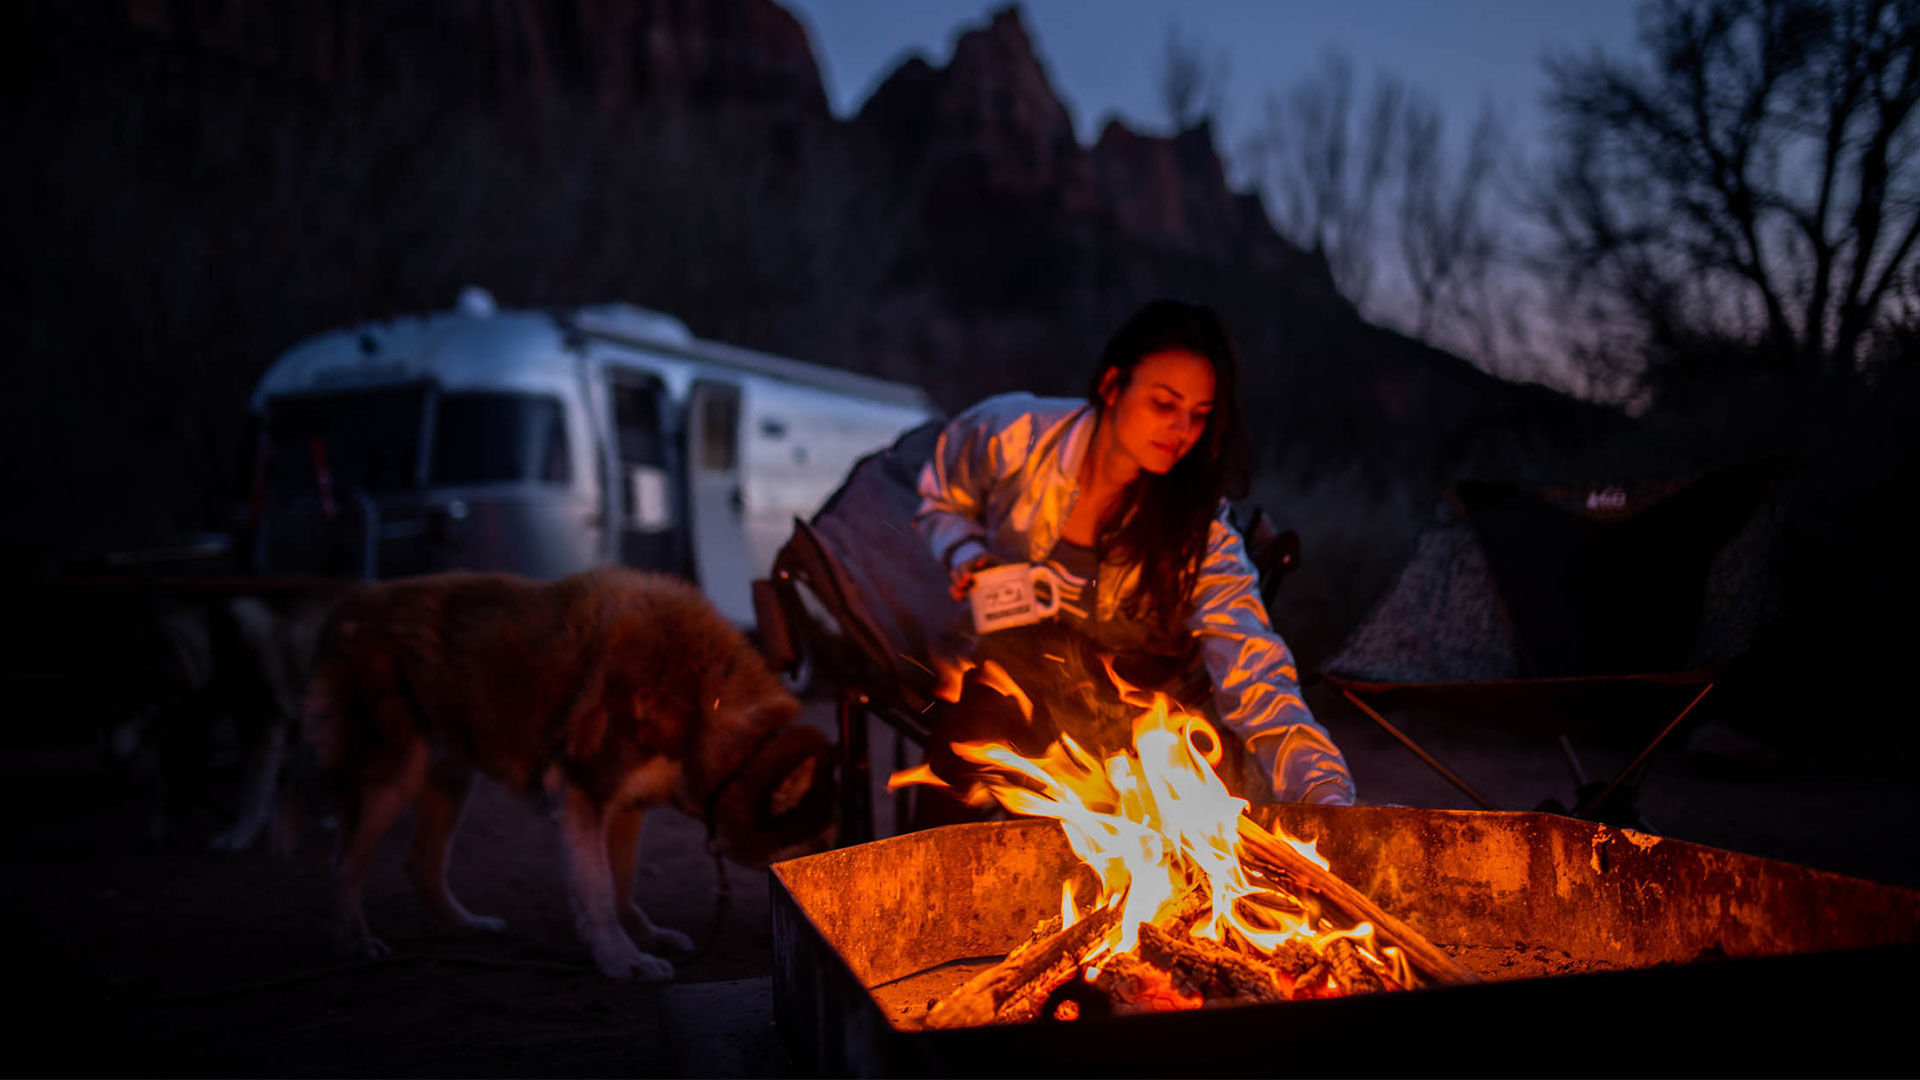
685;378;754;624
607;369;686;575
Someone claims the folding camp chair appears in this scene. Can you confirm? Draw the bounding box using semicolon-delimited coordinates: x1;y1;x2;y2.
753;420;1303;845
750;421;954;845
1320;460;1783;826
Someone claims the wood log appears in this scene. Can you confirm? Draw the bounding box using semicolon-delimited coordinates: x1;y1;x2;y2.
1014;912;1066;952
1324;936;1386;994
924;887;1215;1029
1235;879;1311;918
1236;817;1480;987
1154;887;1214;936
926;814;1475;1028
1086;953;1202;1016
1135;922;1283;1005
923;902;1125;1029
1264;939;1331;999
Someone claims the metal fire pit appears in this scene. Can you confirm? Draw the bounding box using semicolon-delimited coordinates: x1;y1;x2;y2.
771;807;1920;1076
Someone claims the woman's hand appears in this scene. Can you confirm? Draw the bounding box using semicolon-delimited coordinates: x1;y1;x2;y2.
949;553;1001;601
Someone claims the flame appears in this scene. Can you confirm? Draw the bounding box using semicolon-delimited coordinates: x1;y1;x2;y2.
929;655;976;703
886;763;949;792
1283;833;1331;871
893;677;1390;992
972;660;1034;723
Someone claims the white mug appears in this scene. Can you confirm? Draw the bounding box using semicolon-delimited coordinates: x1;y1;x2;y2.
967;562;1065;634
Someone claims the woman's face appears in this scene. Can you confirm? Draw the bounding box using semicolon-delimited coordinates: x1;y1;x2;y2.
1100;348;1216;475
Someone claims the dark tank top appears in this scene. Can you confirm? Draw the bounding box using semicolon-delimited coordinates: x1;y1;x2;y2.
1036;536;1100;633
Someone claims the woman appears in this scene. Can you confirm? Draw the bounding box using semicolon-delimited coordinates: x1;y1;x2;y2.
914;300;1354;811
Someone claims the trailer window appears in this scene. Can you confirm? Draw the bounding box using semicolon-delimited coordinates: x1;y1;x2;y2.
431;392;572;486
612;380;666;466
264;385;426;497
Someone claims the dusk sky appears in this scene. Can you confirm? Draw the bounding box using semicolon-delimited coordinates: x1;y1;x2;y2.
785;0;1642;160
785;1;1647;393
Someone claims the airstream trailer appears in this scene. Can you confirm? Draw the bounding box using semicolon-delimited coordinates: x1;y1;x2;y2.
246;290;936;627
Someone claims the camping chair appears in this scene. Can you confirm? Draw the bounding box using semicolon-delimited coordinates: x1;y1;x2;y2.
753;420;1302;845
1319;460;1784;826
751;421;953;845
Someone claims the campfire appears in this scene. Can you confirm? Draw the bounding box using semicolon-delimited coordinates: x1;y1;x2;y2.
767;664;1920;1076
888;666;1477;1027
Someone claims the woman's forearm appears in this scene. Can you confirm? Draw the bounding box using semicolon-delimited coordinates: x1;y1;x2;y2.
1189;515;1356;805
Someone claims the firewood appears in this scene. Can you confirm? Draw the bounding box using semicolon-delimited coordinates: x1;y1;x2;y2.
1135;922;1284;1005
1086;953;1202;1015
1263;939;1331;999
924;817;1474;1028
1012;912;1066;954
923;901;1125;1029
924;886;1215;1029
1235;818;1480;987
1324;936;1386;994
1235;879;1311;919
1155;886;1214;936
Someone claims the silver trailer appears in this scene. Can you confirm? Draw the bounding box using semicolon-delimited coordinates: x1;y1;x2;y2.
246;290;936;626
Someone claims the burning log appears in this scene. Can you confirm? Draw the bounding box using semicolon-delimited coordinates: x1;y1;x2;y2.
1324;937;1387;995
924;889;1214;1028
1264;939;1331;999
1236;817;1480;987
1058;939;1278;1020
922;898;1126;1029
1080;954;1200;1015
921;853;1454;1027
1134;921;1283;1006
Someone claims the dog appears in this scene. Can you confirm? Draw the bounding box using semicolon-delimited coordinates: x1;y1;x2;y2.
305;566;835;980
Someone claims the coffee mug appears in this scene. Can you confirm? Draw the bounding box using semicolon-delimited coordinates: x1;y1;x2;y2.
967;562;1065;634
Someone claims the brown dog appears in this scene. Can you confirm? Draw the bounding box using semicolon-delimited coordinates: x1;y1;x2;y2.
306;567;833;979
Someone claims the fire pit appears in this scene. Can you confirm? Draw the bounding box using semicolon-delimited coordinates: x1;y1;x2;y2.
772;807;1920;1076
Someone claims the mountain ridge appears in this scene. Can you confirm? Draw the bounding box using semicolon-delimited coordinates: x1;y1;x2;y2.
4;0;1621;573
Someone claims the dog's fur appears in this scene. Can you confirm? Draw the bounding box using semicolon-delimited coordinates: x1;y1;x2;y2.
306;567;833;980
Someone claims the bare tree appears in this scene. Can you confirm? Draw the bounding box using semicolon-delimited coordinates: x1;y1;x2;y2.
1245;52;1406;311
1158;23;1228;133
1867;257;1920;365
1538;0;1920;382
1397;100;1507;343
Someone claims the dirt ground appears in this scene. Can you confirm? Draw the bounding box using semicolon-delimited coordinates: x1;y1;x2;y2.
9;685;1918;1077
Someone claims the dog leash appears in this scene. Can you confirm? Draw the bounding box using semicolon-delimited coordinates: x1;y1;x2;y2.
682;838;733;967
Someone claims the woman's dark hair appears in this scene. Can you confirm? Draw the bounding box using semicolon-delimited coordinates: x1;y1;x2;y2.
1086;299;1251;635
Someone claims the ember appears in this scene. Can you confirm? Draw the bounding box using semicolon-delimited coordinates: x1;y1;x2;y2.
889;679;1476;1027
